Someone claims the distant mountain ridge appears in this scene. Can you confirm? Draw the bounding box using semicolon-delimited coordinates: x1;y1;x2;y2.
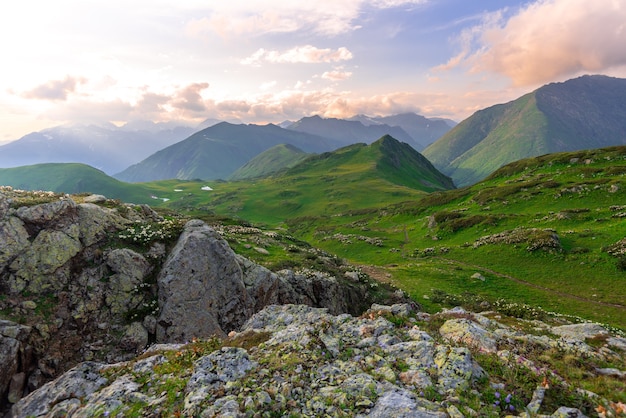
114;122;340;182
348;113;454;149
0;123;196;175
423;75;626;186
283;113;451;151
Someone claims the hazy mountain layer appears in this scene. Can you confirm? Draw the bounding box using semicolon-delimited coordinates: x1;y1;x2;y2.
0;123;195;174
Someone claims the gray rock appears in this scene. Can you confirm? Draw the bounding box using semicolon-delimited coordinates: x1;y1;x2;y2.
439;318;498;353
550;406;586;417
184;347;257;414
0;217;30;268
0;192;9;218
11;362;108;417
77;203;127;247
7;372;26;404
157;220;253;342
16;198;77;228
551;323;609;340
9;226;82;294
367;389;447;417
0;337;20;403
83;194;107;203
120;322;149;353
105;248;152;316
434;346;485;392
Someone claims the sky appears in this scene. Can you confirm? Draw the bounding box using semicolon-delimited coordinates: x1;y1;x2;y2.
1;0;626;144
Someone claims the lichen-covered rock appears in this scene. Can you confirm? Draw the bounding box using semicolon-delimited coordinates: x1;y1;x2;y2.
16;198;78;229
9;226;82;294
10;362;107;417
157;220;253;342
185;347;257;415
77;203;128;247
551;323;609;340
439;318;498;353
105;249;152;316
434;346;485;392
0;217;30;268
366;389;447;417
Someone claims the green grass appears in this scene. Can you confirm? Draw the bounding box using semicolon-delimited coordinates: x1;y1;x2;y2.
283;146;626;330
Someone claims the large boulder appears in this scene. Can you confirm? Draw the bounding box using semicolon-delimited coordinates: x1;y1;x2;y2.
156;220;253;342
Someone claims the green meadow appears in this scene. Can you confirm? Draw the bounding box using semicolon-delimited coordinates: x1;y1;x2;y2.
152;146;626;330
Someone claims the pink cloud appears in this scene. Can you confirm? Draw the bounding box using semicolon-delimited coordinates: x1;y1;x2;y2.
22;76;86;101
436;0;626;86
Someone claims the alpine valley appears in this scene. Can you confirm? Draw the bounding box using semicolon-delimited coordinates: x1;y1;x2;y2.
0;75;625;417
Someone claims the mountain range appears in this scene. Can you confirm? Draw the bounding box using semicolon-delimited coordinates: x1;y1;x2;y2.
0;112;452;182
0;122;197;175
423;75;626;186
2;75;626;188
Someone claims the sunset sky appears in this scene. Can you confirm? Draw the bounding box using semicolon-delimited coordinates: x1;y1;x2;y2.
1;0;626;143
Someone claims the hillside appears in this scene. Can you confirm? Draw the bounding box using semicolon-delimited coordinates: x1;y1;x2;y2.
114;122;340;182
285;145;626;330
155;135;455;223
0;123;195;175
228;143;309;180
423;75;626;186
0;163;156;203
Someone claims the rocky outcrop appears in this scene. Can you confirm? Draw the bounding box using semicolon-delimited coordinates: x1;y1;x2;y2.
12;303;624;417
0;189;388;410
156;220;253;341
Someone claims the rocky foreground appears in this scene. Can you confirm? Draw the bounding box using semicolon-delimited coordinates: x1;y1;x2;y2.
10;302;626;417
0;188;402;414
1;188;625;417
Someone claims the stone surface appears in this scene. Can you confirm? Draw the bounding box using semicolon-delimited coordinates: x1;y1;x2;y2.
157;220;253;342
551;323;609;340
10;362;108;417
439;318;498;353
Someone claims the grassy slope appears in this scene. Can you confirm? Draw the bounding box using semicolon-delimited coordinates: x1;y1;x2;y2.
423;93;554;187
228;144;309;181
285;146;626;329
0;163;157;204
144;137;454;224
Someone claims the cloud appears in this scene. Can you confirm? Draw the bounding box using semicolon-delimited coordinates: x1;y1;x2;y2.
437;0;626;86
22;76;86;101
259;81;277;90
171;82;210;113
322;69;353;81
186;0;428;38
242;45;353;66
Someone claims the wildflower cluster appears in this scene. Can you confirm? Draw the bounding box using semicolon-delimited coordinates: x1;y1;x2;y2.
1;186;62;207
118;219;185;246
493;391;516;413
126;298;159;322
